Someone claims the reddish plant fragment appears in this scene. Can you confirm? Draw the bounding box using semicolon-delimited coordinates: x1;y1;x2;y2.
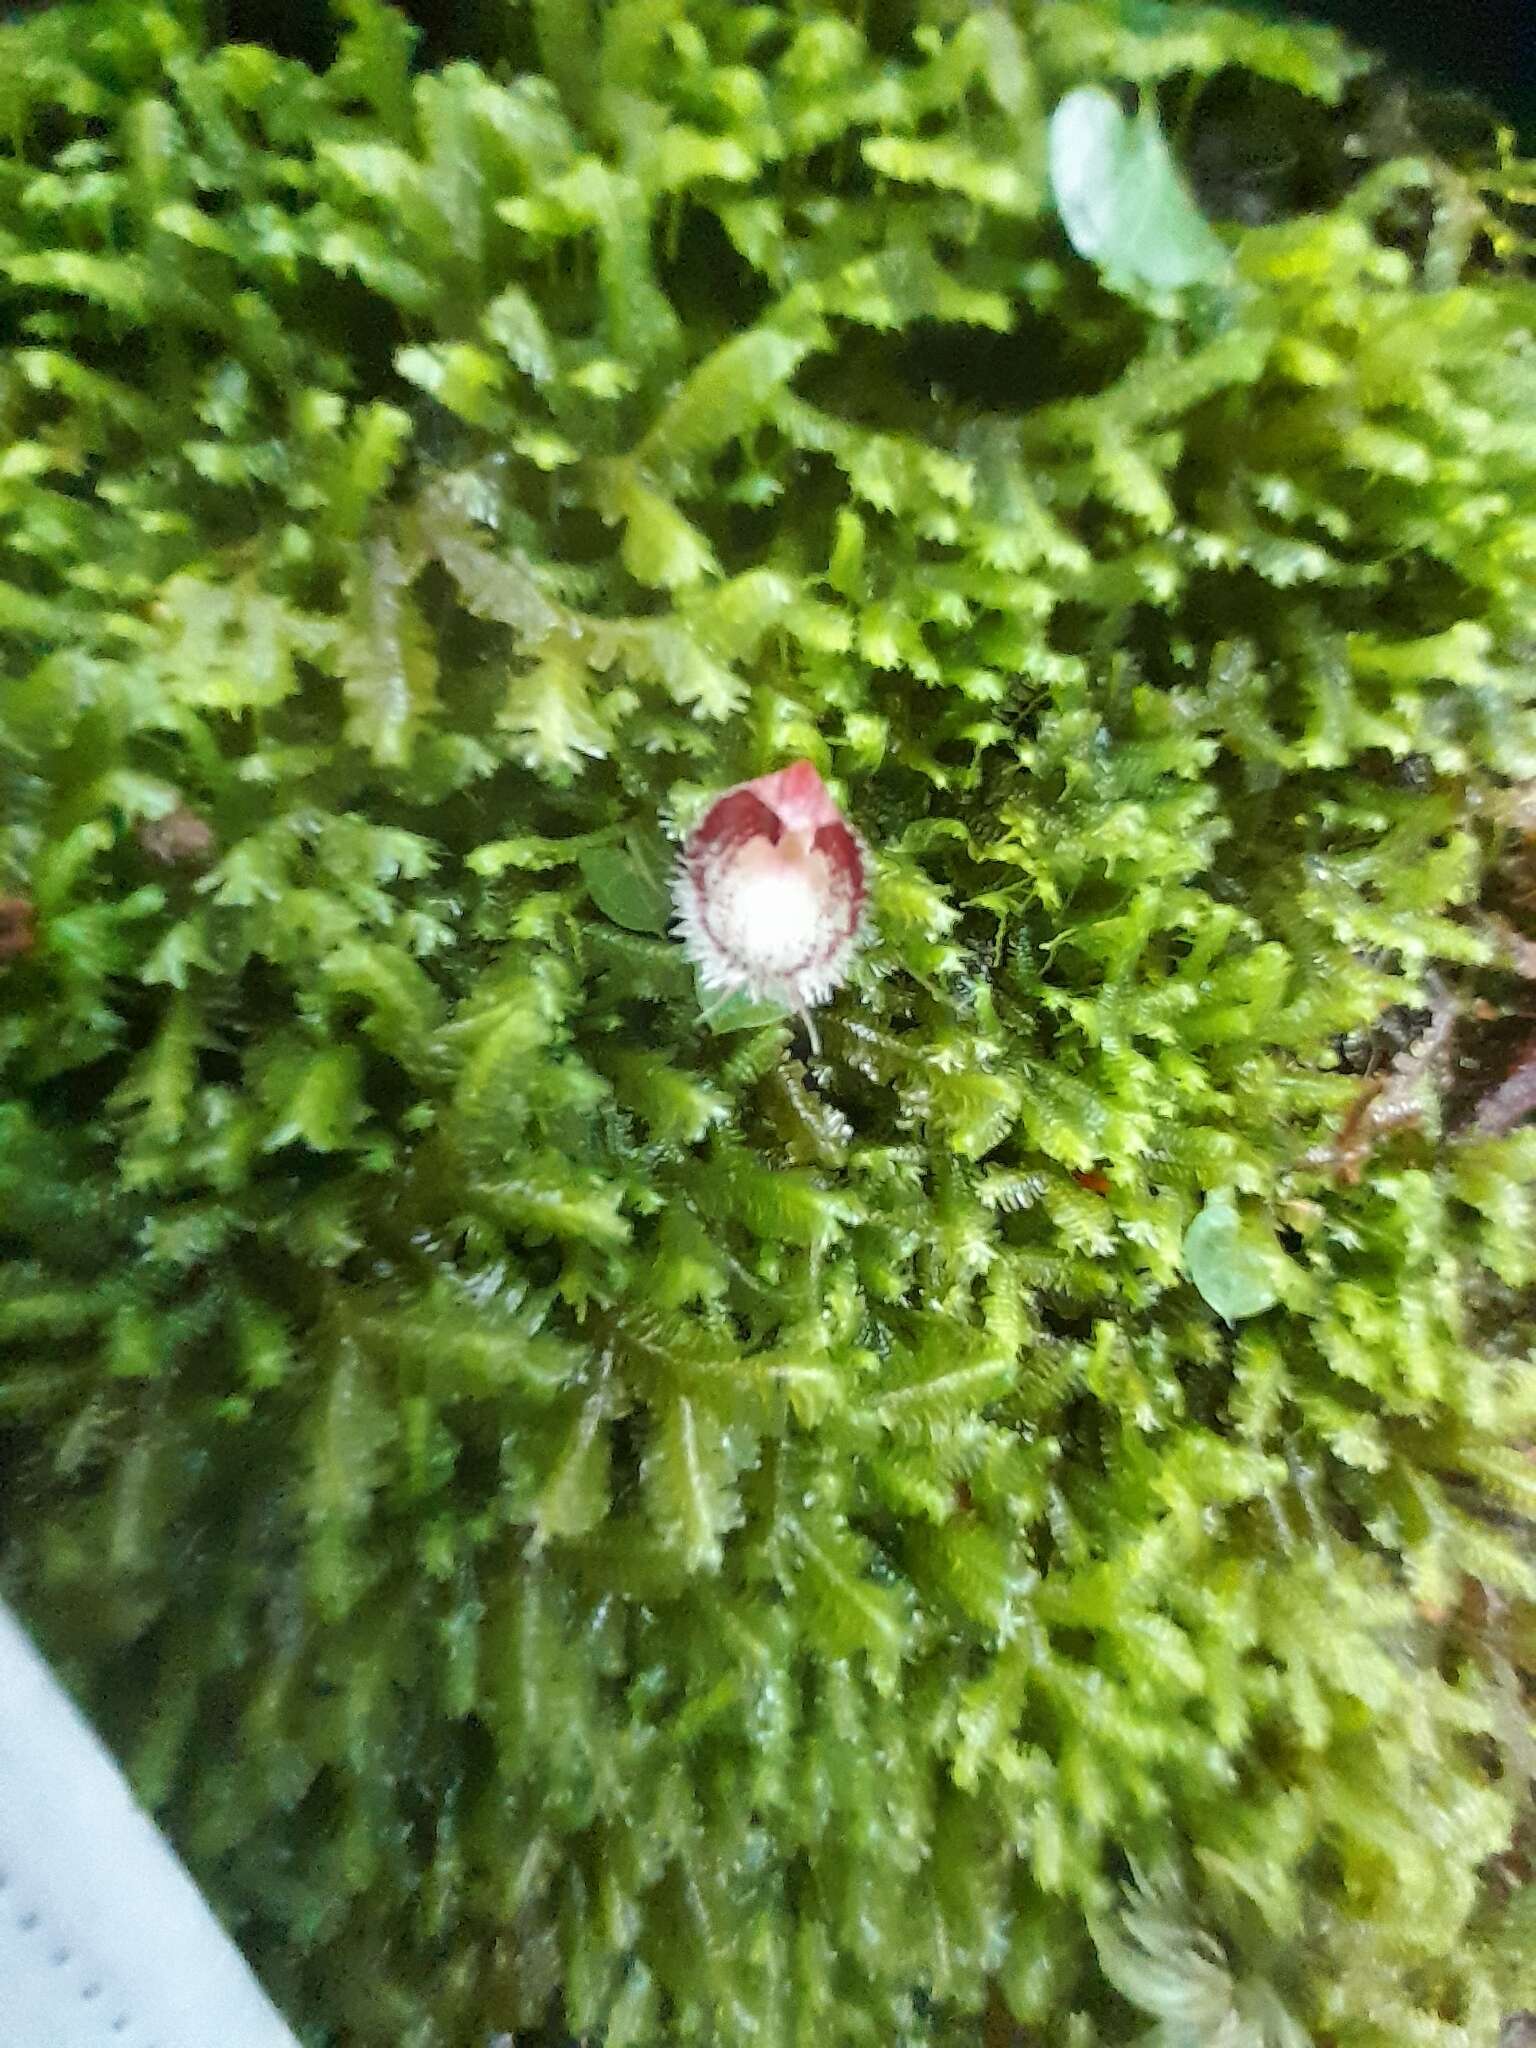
1470;1032;1536;1139
674;759;867;1013
0;897;36;962
1304;991;1457;1185
136;805;215;867
1481;911;1536;980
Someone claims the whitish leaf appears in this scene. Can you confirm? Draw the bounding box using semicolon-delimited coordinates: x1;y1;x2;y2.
338;536;439;767
1183;1191;1284;1323
1049;88;1229;297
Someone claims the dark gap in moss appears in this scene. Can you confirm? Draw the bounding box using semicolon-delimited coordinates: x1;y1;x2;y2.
793;334;923;436
25;1049;138;1132
859;1;924;60
654;202;774;339
710;489;787;574
220;1;340;68
347;0;540;76
447;1424;506;1511
293;294;414;411
1182;69;1361;225
543;500;625;573
799;136;880;205
897;318;1084;415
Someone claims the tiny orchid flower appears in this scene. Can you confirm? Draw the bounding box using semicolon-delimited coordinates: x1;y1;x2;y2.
674;760;868;1017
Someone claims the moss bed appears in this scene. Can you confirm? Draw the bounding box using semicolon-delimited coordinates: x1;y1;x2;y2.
1;3;1534;2044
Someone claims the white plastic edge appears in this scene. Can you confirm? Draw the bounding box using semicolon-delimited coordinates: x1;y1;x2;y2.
0;1598;301;2048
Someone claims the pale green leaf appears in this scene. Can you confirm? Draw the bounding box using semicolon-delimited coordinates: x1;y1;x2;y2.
1183;1191;1284;1323
1049;88;1229;296
500;642;616;777
638;326;813;469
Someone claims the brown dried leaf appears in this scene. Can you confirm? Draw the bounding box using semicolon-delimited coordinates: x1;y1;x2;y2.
1470;1033;1536;1138
0;896;36;961
136;805;216;867
1472;910;1536;980
1304;991;1457;1184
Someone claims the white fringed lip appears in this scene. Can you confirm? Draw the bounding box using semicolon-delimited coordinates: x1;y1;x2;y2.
674;760;868;1012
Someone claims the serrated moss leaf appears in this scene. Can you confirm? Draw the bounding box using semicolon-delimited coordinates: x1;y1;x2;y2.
638;326;813;469
642;1393;743;1571
499;642;613;775
534;1388;613;1541
338;536;439;767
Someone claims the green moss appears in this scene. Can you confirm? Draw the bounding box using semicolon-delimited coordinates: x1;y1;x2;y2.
1;3;1533;2044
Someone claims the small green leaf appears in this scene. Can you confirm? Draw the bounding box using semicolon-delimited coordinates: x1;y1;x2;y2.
579;832;673;934
481;286;556;383
1183;1190;1283;1323
261;1045;369;1154
1048;87;1229;297
696;971;790;1035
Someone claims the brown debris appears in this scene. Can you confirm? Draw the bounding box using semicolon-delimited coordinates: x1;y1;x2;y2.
1477;911;1536;981
1496;781;1536;839
136;805;215;867
0;896;36;962
1469;1033;1536;1139
983;1983;1021;2048
1304;992;1457;1185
